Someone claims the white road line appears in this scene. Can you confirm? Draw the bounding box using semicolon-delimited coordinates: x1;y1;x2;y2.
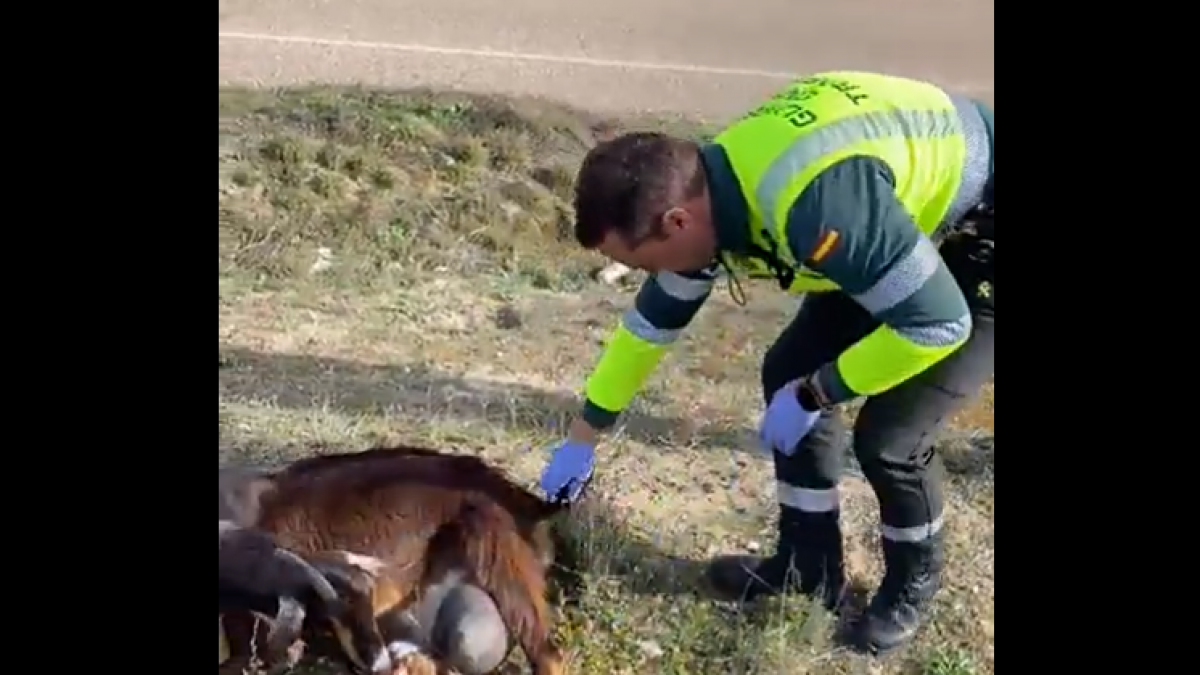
218;31;801;80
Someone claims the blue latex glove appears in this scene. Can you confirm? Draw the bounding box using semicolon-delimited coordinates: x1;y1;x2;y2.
759;381;822;456
539;440;595;502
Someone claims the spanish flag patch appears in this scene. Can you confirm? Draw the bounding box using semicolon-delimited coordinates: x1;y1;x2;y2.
808;229;840;265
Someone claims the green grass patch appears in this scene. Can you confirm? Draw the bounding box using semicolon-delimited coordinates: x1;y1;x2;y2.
219;86;715;292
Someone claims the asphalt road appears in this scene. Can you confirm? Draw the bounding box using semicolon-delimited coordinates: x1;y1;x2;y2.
218;0;993;120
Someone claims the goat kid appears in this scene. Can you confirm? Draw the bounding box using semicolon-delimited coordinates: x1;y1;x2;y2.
218;519;345;670
221;530;514;675
296;549;467;675
220;466;387;673
220;541;426;675
251;446;570;675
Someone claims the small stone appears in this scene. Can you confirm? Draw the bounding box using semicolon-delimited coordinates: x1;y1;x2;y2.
500;201;523;220
309;246;334;274
635;639;664;659
746;540;762;553
596;262;632;285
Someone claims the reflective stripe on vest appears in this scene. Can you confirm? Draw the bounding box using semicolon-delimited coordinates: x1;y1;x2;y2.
756;109;962;241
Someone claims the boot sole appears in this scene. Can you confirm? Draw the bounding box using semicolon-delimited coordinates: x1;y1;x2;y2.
851;629;915;658
839;617;915;658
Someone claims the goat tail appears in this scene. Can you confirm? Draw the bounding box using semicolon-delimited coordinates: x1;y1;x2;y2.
443;496;558;670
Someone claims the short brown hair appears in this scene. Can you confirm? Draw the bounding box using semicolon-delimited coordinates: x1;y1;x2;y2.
573;132;705;249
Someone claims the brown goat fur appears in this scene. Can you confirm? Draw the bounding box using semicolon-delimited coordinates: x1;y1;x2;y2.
278;447;563;528
227;445;569;675
273;447;583;594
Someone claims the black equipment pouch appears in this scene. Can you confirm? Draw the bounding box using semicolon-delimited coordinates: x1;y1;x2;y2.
940;204;994;317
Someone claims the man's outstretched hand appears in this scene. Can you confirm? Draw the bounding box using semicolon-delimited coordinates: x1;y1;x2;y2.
539;439;595;503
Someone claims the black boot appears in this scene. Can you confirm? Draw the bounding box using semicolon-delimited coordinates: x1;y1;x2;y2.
707;511;846;611
855;534;945;655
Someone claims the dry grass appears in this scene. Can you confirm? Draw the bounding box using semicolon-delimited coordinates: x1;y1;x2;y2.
218;86;993;675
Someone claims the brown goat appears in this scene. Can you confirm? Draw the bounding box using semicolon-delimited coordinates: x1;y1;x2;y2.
224;446;571;675
278;447;564;551
262;446;566;674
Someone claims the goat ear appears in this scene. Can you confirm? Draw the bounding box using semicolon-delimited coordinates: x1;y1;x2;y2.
243;478;277;509
305;554;379;601
311;551;388;577
338;552;389;577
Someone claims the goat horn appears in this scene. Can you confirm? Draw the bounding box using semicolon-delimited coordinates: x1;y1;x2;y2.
272;547;340;605
261;548;340;663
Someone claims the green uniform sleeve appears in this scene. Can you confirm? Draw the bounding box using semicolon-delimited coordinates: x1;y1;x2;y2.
784;156;972;404
581;265;720;429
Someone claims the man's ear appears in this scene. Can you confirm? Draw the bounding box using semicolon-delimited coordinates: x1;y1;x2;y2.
662;206;691;232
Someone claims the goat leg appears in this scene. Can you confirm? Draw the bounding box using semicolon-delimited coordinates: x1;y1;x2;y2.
218;612;257;675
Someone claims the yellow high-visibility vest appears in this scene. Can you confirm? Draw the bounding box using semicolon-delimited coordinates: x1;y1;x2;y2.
715;71;970;293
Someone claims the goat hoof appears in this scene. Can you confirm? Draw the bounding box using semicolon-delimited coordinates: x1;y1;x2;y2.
285;640;306;667
384;641;434;675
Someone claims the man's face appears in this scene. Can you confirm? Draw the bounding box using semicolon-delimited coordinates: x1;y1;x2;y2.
595;205;717;273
